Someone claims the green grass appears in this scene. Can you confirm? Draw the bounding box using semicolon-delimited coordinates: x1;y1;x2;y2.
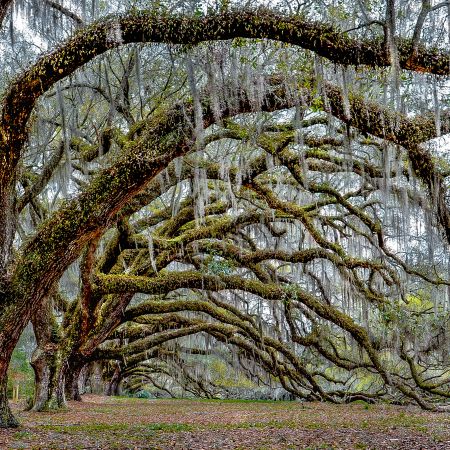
350;399;371;410
41;423;131;433
10;397;449;449
39;422;194;435
354;443;368;449
164;397;295;404
146;423;194;432
304;422;321;430
107;395;154;402
203;419;300;431
40;418;307;435
13;431;32;439
378;412;427;429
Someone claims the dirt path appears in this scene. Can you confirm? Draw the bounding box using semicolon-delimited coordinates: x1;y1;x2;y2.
0;395;449;449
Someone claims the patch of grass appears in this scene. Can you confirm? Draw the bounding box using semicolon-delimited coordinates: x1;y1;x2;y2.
350;400;371;409
39;422;195;438
380;412;427;429
147;423;194;432
233;421;273;429
176;397;295;404
354;443;367;449
304;422;321;430
304;445;335;450
432;433;447;443
206;419;299;431
13;431;32;440
41;423;130;434
106;395;151;402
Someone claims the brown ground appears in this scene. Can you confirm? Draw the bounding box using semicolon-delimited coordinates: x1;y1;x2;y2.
0;395;449;449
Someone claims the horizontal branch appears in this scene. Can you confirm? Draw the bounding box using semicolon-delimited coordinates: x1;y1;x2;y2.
2;8;449;185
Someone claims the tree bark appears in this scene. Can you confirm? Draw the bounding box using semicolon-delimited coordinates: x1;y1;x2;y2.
0;183;16;276
65;363;85;401
30;347;53;411
105;363;122;397
0;355;18;428
0;0;13;28
30;347;67;411
29;295;66;411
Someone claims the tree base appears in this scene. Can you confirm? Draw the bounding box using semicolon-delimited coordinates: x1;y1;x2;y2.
0;410;19;428
0;374;19;428
31;396;68;412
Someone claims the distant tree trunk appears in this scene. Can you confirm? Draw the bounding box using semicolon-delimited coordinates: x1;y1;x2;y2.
77;365;88;396
88;362;104;394
65;362;85;401
105;363;122;396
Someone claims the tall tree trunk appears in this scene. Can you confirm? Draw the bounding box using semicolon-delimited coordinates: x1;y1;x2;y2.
0;292;26;427
65;362;85;401
0;351;18;428
30;347;52;411
29;295;68;411
29;346;66;411
105;363;122;397
54;364;67;408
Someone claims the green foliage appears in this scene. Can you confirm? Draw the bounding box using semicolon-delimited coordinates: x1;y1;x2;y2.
134;389;154;399
209;359;255;388
205;257;235;275
310;96;324;113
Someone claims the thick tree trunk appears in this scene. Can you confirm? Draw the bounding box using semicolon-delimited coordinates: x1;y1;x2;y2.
54;365;67;408
0;357;18;428
0;297;24;428
29;346;67;411
65;363;85;401
30;347;53;411
0;379;17;428
0;184;21;426
29;294;68;411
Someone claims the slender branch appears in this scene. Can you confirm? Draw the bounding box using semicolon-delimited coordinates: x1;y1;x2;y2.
44;0;84;26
